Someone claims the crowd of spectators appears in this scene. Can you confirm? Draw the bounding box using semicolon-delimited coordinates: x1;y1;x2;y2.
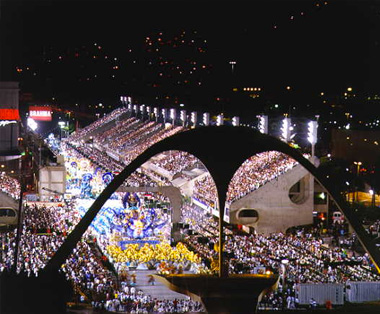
227;151;301;202
78;114;185;169
0;201;205;312
95;117;140;147
1;190;380;312
121;124;185;166
15;106;380;312
69;107;128;143
193;175;217;209
151;151;199;177
0;173;21;200
177;201;380;310
191;151;304;208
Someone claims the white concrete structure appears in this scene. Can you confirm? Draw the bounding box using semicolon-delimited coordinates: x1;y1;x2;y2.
38;166;66;200
229;163;314;234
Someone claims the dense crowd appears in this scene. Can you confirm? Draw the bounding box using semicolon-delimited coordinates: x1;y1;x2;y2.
5;107;378;312
69;107;128;143
226;151;303;202
0;173;21;200
151;151;199;177
1;196;380;312
193;175;217;209
191;152;305;208
177;201;380;309
70;113;185;168
0;201;205;312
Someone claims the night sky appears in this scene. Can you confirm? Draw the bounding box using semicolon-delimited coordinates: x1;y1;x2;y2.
1;0;379;117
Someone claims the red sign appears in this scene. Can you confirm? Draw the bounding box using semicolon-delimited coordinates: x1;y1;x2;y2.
29;106;52;121
0;108;20;120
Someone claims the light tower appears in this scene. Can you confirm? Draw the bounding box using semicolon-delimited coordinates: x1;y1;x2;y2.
232;116;240;127
191;112;197;127
281;116;291;143
170;108;176;126
203;113;210;126
307;120;318;159
257;115;268;134
180;110;186;127
216;114;224;126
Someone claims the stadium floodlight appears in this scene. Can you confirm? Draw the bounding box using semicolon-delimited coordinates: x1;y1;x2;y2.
281;117;291;142
180;110;186;124
170;108;176;125
308;120;318;158
153;107;159;121
161;108;167;123
203;112;210;126
128;104;132;111
27;117;38;131
257;115;268;134
191;112;197;126
216;114;224;126
146;106;151;114
133;104;138;115
307;120;318;145
232;116;240;127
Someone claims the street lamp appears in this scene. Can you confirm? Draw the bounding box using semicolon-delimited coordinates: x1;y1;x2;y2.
229;60;236;73
354;161;362;175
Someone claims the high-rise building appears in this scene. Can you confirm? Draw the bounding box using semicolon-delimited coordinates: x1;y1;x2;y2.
0;82;21;162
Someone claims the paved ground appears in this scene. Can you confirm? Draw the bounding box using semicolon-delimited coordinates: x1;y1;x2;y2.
67;269;194;313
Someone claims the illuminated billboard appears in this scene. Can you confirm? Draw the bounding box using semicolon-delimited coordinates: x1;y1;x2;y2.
0;108;20;120
29;106;52;121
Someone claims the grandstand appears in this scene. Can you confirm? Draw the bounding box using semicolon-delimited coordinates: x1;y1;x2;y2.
62;107;318;235
2;105;380;313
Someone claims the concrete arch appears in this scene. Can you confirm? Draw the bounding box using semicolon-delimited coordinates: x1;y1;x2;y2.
44;126;380;276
